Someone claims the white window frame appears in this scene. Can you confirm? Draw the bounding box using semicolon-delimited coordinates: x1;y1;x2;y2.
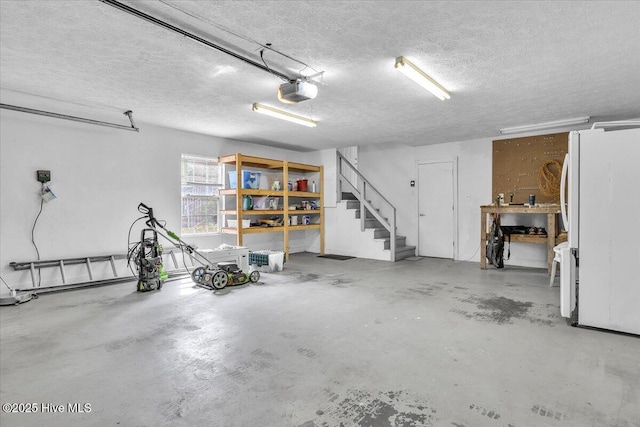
181;154;222;235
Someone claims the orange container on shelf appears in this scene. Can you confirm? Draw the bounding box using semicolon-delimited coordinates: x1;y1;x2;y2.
297;179;308;192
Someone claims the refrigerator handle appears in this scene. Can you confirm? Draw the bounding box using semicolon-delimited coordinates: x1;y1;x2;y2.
560;153;569;231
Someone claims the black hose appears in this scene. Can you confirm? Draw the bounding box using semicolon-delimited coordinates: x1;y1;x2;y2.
31;189;44;286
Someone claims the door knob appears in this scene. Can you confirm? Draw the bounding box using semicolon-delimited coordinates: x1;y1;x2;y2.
419;213;426;217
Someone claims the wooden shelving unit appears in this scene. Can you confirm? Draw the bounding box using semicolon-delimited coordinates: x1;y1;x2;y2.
218;153;324;260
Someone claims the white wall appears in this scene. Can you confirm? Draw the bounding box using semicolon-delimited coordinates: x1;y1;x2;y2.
0;109;319;289
316;148;337;208
357;143;416;244
324;201;389;261
0;105;557;292
357;138;549;268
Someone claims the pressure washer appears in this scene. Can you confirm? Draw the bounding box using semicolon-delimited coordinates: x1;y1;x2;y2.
132;228;168;292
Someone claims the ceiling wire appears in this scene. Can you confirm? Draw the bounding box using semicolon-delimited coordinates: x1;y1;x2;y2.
157;0;320;78
260;46;289;83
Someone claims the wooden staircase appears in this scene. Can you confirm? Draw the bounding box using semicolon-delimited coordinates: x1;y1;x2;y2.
342;193;416;261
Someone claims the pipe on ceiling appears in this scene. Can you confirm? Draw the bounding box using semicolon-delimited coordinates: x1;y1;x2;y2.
0;103;140;132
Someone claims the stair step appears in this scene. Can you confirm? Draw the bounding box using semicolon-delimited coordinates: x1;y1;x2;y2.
394;245;416;261
383;235;407;250
372;228;390;239
355;210;385;221
341;189;407;262
363;218;384;228
345;200;374;210
345;200;359;209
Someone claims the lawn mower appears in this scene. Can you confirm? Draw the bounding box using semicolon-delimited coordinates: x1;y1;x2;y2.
191;261;260;290
129;203;259;291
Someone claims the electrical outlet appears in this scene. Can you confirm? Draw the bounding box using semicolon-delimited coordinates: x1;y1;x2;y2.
37;170;51;183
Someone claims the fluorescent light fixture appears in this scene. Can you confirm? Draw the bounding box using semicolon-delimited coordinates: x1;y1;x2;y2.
591;118;640;130
252;103;317;128
394;56;450;100
499;116;590;135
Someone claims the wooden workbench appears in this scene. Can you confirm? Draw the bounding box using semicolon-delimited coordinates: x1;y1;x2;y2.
480;204;565;275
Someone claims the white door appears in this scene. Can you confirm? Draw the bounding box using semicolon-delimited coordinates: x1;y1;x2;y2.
418;161;454;258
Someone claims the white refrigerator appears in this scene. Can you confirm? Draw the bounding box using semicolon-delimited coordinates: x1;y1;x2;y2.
560;127;640;335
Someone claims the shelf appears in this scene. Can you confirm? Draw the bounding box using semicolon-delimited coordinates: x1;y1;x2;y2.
220;188;285;197
287;191;321;198
289;224;321;231
218;153;324;260
248;209;285;215
507;234;549;244
480;204;561;214
221;226;285;234
221;210;286;216
483;233;561;244
217;154;320;173
287;209;320;215
245;189;285;196
218;153;320;176
220;189;319;198
287;162;322;173
222;209;321;215
244;226;285;234
218;154;283;169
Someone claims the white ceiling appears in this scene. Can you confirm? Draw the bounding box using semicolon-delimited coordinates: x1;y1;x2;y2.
1;1;639;152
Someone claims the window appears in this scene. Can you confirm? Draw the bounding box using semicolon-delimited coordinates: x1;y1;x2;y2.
181;154;222;234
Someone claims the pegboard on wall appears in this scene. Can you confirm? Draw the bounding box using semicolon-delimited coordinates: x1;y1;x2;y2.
492;132;568;205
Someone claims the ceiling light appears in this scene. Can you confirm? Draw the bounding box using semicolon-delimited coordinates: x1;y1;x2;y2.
252;103;317;128
394;56;450;100
499;117;590;135
591;119;640;130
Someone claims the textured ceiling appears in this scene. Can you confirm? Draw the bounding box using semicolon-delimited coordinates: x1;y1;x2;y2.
1;1;639;151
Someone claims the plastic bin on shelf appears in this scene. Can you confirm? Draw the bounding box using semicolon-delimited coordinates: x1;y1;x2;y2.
228;171;261;189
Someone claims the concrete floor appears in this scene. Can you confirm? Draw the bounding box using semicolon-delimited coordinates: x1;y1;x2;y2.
1;253;638;427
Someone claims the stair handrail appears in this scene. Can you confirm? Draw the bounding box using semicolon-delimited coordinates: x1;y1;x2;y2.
336;151;397;261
